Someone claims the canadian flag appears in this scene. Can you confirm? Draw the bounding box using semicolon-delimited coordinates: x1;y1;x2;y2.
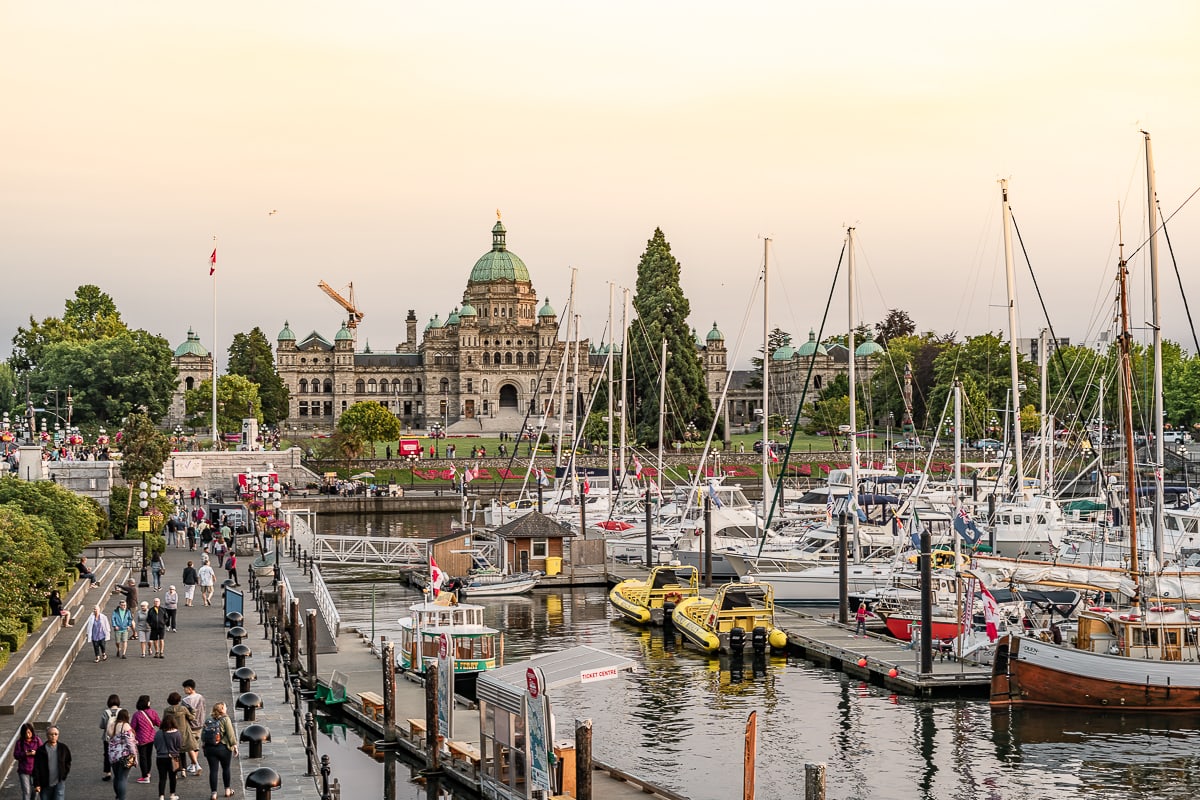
209;248;217;276
582;478;590;495
980;583;1001;642
633;458;643;479
769;447;780;463
464;465;478;483
429;556;445;597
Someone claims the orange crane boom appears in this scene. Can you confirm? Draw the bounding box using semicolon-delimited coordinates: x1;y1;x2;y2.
317;280;364;329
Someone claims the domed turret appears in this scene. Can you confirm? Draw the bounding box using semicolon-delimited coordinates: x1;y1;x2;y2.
795;329;826;357
446;308;461;326
459;302;478;317
469;219;531;283
538;298;556;319
855;338;884;357
425;314;443;332
276;321;296;342
334;323;353;342
174;328;209;358
772;335;795;361
706;322;724;343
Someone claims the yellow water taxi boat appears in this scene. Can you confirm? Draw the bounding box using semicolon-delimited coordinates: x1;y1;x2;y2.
672;580;788;654
609;565;701;625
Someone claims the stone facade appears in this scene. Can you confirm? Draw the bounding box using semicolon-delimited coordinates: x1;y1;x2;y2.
165;327;213;429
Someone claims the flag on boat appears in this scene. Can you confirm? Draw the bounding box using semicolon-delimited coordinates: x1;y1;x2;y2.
209;248;217;276
825;497;834;525
464;465;478;483
633;458;643;480
707;482;724;508
769;447;780;464
980;583;1001;642
429;555;445;597
953;502;983;546
581;478;590;495
535;468;550;487
908;508;923;550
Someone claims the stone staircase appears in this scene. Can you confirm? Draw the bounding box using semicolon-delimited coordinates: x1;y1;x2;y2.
0;558;130;787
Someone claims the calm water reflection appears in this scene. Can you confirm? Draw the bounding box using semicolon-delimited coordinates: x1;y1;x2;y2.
313;512;1200;799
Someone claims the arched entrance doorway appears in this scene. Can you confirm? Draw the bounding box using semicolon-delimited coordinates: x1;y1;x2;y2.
499;384;519;410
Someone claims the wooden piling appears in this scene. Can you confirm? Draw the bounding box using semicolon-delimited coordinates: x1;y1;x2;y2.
805;763;826;800
743;711;756;800
305;609;318;690
575;718;592;800
290;597;301;673
424;666;439;771
382;640;397;742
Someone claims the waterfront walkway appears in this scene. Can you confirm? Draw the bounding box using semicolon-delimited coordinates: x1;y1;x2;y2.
0;557;325;800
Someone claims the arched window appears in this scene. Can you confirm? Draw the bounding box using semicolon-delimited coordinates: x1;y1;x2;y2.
440;378;449;393
299;401;308;416
493;353;501;365
379;381;390;394
356;379;365;393
299;379;308;393
323;379;333;393
482;380;489;394
466;379;473;393
481;352;489;364
528;352;535;365
185;377;194;391
367;379;377;393
403;378;413;393
434;355;442;366
530;380;537;393
416;379;423;393
505;352;513;365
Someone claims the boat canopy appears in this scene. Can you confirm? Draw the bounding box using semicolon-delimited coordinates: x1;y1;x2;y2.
476;645;635;715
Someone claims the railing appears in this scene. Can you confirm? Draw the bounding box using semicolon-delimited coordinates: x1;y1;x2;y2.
308;535;429;565
284;514;342;640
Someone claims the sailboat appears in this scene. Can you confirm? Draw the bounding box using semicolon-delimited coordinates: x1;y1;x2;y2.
991;137;1200;711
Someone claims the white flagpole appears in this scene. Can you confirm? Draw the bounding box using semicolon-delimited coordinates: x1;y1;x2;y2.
211;236;219;445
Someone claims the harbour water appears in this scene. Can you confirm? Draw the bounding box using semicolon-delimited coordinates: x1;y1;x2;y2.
314;512;1200;800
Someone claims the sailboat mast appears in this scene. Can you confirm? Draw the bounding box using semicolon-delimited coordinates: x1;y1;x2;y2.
607;283;614;488
620;288;630;490
1145;130;1165;562
761;237;771;537
656;338;667;496
557;269;577;467
846;228;861;555
1118;249;1142;604
1001;180;1027;497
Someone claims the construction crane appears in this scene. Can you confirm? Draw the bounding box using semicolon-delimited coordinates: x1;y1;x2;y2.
317;280;364;330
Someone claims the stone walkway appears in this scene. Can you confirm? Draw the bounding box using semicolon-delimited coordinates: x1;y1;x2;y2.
0;569;321;800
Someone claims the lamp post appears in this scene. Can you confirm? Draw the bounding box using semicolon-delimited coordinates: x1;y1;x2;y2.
886;412;894;449
406;453;418;489
138;481;150;587
1179;443;1189;488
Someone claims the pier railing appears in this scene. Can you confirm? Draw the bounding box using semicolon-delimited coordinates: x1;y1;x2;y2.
286;514;342;639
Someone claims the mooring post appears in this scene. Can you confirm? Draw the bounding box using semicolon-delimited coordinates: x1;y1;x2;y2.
804;763;826;800
305;609;318;690
382;640;397;742
289;598;301;674
424;666;440;771
575;718;592;800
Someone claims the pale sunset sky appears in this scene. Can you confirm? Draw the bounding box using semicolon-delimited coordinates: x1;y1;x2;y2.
3;2;1199;368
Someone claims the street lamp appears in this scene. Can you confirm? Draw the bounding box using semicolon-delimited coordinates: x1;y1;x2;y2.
406;453;418;489
138;481;150;587
1179;444;1189;488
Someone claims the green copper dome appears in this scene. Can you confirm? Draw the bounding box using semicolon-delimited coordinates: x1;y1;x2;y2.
855;339;884;357
459;302;478;317
706;322;724;342
174;328;209;358
538;298;556;318
426;314;444;331
276;321;295;341
334;323;353;341
772;335;795;361
446;308;461;326
469;220;531;283
795;329;826;357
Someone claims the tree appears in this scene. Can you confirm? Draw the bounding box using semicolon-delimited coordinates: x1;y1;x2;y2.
228;327;290;425
337;401;401;448
185;374;261;434
116;411;171;538
874;309;916;345
626;229;713;446
745;327;792;391
0;476;106;566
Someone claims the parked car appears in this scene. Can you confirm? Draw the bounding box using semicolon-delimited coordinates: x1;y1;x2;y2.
1163;431;1192;445
753;440;781;454
893;438;924;451
972;438;1004;451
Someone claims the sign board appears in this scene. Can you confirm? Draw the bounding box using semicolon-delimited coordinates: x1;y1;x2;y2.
398;438;421;457
580;666;620;684
526;666;552;792
173;457;203;478
437;632;453;739
137;516;152;532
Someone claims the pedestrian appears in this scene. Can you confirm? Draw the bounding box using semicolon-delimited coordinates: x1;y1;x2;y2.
76;556;99;587
854;601;869;637
180;680;205;775
110;600;133;659
182;561;198;607
133;602;150;657
224;552;238;587
87;605;111;663
147;598;167;658
99;694;122;782
150;552;165;591
131;696;161;785
162;692;197;777
11;721;41;800
32;725;71;800
210;536;227;568
197;560;216;607
186;525;197;551
47;590;73;628
106;709;138;800
112;579;138;610
154;713;182;800
165;517;177;549
163;586;179;632
201;702;238;800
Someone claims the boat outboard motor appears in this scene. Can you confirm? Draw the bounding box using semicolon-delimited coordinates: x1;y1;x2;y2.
662;601;677;644
751;626;768;657
729;626;746;658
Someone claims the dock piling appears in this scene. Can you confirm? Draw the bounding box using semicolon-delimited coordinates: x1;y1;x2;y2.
804;763;826;799
306;609;319;690
382;640;397;741
575;718;592;800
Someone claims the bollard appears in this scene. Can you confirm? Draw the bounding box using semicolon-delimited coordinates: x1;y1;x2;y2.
230;643;253;669
236;692;263;722
234;666;257;693
320;754;332;800
304;712;317;776
267;617;276;646
226;611;244;629
292;675;303;735
228;626;247;646
245;766;282;799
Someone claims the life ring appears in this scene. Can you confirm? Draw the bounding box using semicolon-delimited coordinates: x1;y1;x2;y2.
1188;611;1200;622
1149;605;1177;613
663;591;683;604
1119;613;1142;622
1088;606;1113;613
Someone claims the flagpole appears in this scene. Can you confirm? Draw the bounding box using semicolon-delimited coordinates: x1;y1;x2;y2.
211;236;219;445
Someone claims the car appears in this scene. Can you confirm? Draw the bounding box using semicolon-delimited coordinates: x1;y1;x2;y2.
893;439;924;451
1164;431;1192;445
753;440;781;454
973;438;1004;450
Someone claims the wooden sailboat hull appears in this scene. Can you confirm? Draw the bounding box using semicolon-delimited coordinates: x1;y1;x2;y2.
882;612;963;642
991;634;1200;711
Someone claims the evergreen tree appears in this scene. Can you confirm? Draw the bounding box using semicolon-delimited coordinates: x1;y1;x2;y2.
228;327;290;425
626;229;713;446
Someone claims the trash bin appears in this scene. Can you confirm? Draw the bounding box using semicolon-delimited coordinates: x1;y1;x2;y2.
545;556;562;577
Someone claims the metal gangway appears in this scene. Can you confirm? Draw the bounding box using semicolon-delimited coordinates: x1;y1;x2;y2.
286;509;430;566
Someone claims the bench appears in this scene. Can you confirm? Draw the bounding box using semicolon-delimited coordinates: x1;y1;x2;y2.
446;740;481;776
358;691;384;721
315;670;349;705
406;717;427;744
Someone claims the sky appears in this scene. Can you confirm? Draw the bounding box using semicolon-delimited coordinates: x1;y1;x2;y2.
4;2;1200;371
